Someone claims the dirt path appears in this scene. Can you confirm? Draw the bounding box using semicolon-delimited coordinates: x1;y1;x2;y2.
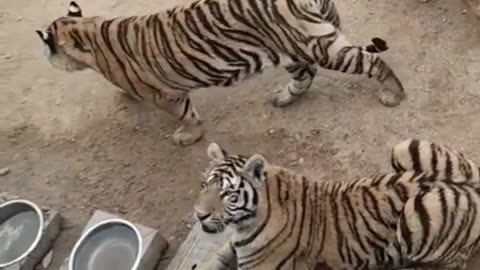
1;0;480;269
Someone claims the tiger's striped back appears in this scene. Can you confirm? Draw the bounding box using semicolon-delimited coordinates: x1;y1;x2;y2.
392;139;480;186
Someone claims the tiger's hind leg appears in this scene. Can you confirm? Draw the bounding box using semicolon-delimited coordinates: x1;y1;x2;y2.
153;92;204;146
273;62;317;107
271;38;387;108
390;139;480;184
389;186;476;270
312;30;405;107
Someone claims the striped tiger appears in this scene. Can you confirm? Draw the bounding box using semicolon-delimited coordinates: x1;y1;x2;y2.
193;140;480;270
36;1;405;146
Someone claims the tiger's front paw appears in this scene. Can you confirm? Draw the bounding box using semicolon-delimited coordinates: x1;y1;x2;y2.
272;94;297;108
173;124;205;146
271;85;302;108
378;75;405;107
378;88;404;107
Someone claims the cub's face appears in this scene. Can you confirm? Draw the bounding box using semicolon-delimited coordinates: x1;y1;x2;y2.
36;1;93;72
194;143;267;233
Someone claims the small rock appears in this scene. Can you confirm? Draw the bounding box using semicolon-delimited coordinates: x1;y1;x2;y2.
287;152;298;162
17;16;22;21
462;9;468;14
267;128;275;135
3;54;12;59
290;157;304;167
0;167;10;176
42;249;54;269
298;158;304;165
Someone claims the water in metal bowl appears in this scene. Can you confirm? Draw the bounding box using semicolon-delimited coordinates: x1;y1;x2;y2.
0;200;43;267
70;219;142;270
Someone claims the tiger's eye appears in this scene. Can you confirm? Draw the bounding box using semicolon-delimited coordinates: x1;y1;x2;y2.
229;194;239;203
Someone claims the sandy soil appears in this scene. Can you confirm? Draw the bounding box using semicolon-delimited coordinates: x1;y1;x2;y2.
1;0;480;269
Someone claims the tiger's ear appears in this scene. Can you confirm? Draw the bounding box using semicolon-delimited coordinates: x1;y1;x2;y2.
207;142;228;164
36;30;51;42
242;154;267;185
36;30;56;51
67;1;82;17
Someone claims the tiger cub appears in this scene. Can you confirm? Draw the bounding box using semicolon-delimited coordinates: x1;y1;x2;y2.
36;1;404;146
193;139;480;270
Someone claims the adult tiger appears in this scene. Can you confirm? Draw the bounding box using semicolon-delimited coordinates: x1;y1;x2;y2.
35;1;405;146
193;140;480;269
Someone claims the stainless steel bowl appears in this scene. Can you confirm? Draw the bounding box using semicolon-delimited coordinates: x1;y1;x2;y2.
0;199;44;268
68;218;142;270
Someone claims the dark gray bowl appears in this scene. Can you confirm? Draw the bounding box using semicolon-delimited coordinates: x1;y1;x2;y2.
69;219;142;270
0;199;44;268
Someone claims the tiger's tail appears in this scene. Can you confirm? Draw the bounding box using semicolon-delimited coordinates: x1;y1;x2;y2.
363;37;388;53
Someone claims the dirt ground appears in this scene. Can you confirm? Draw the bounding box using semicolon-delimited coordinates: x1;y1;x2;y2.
1;0;480;269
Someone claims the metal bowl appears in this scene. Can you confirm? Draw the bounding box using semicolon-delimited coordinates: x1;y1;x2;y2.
0;199;44;268
68;218;142;270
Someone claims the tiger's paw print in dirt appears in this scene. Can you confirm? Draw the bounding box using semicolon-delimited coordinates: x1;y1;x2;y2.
36;0;405;146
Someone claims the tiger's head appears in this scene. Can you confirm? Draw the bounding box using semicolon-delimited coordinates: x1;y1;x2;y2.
195;143;269;234
36;1;96;72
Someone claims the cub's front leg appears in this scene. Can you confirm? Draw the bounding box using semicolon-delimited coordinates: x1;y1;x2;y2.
191;241;237;270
